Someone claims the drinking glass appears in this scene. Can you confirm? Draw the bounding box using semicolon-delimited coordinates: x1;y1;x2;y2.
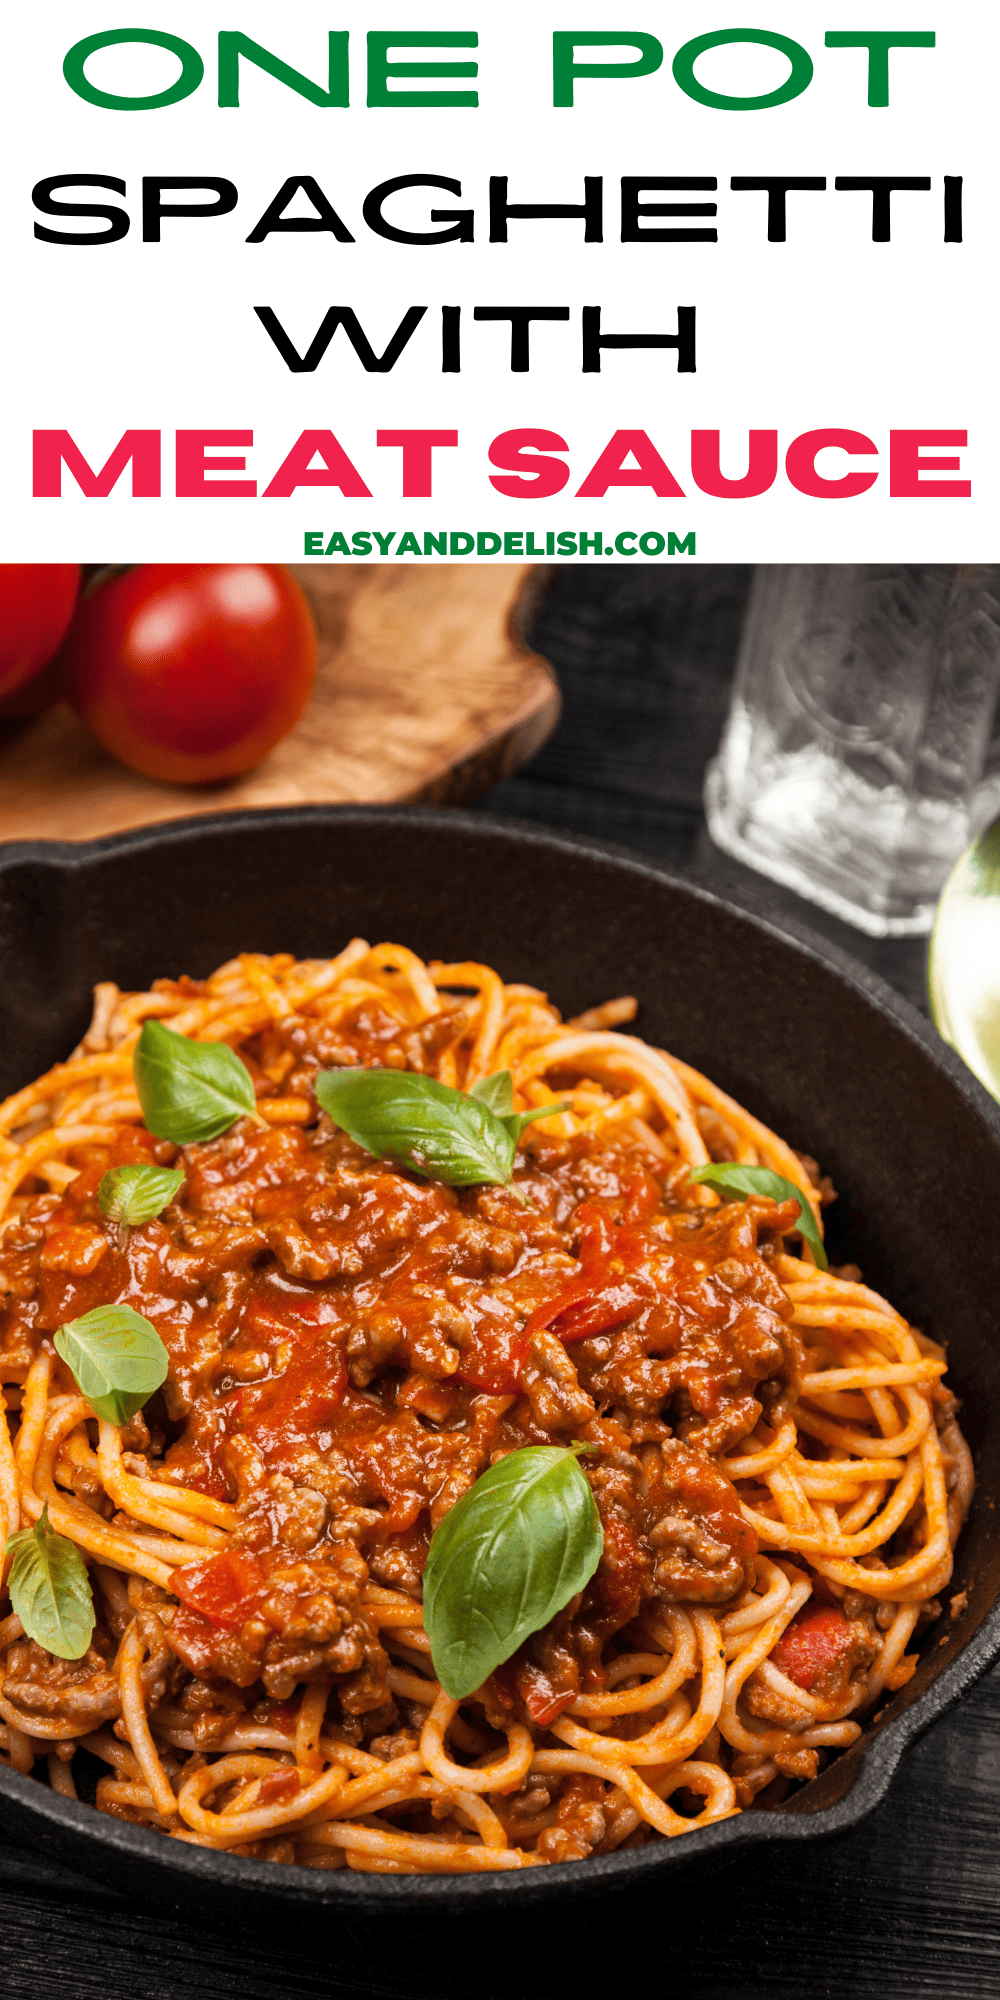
705;565;1000;936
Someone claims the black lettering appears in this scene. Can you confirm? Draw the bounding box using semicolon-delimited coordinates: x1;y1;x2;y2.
142;178;238;242
729;177;826;242
363;176;473;246
490;176;602;243
944;176;963;243
621;179;717;244
254;304;427;372
834;176;931;242
246;177;354;244
442;306;461;373
473;307;570;371
33;175;129;247
582;305;696;374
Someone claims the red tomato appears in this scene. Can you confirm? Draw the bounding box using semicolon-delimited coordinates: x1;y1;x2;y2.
228;1294;348;1465
0;656;66;722
771;1605;857;1691
169;1547;265;1629
62;564;316;784
514;1659;578;1726
0;565;80;700
457;1183;659;1393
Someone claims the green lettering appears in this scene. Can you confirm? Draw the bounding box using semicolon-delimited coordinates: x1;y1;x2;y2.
324;531;351;555
367;32;478;109
824;32;935;108
352;531;373;556
304;532;324;554
673;29;812;111
424;531;447;554
396;531;421;556
552;31;662;108
218;32;349;109
63;28;204;110
668;531;695;555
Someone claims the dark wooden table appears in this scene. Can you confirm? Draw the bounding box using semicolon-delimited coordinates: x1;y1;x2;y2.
3;567;997;1999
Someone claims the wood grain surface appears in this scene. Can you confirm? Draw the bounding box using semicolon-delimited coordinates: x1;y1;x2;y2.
0;563;558;841
1;566;996;2000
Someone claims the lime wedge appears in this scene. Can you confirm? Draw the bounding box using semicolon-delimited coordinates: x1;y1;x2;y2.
928;818;1000;1103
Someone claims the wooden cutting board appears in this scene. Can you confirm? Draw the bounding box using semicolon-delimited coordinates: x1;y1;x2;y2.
0;564;559;843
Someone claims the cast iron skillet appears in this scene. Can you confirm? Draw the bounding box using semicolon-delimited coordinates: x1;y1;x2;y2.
0;805;998;1920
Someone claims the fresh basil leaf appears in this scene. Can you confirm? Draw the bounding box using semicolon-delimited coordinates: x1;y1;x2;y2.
470;1070;515;1116
4;1505;95;1661
98;1164;185;1229
54;1303;169;1424
315;1068;565;1187
470;1068;570;1142
503;1104;571;1143
316;1068;515;1185
688;1162;828;1271
423;1445;603;1700
134;1020;260;1144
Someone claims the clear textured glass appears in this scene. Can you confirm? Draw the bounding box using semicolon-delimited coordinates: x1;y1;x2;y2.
705;565;1000;936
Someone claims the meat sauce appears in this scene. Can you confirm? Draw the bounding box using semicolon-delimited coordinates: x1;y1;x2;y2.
0;1007;806;1726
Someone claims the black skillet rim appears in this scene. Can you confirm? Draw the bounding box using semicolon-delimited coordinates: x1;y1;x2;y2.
0;802;998;1911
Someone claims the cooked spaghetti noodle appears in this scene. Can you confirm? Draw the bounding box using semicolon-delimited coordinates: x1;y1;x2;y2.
0;944;973;1873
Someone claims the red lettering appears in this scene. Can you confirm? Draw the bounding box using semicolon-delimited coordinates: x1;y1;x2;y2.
690;429;778;498
785;428;878;498
889;429;970;498
262;429;371;500
32;429;161;499
175;430;256;499
488;429;570;498
575;429;685;499
376;429;458;497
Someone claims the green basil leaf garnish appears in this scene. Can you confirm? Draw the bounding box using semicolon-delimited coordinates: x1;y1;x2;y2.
470;1070;515;1116
134;1020;260;1144
316;1068;516;1184
54;1303;170;1424
688;1162;828;1271
98;1164;185;1230
4;1504;95;1661
423;1445;603;1700
314;1068;567;1187
504;1104;570;1143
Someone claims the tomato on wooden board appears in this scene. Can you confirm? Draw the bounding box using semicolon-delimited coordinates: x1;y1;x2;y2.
0;564;80;701
62;564;317;784
0;656;67;722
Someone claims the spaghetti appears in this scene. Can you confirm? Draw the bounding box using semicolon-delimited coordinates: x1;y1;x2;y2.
0;944;973;1873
